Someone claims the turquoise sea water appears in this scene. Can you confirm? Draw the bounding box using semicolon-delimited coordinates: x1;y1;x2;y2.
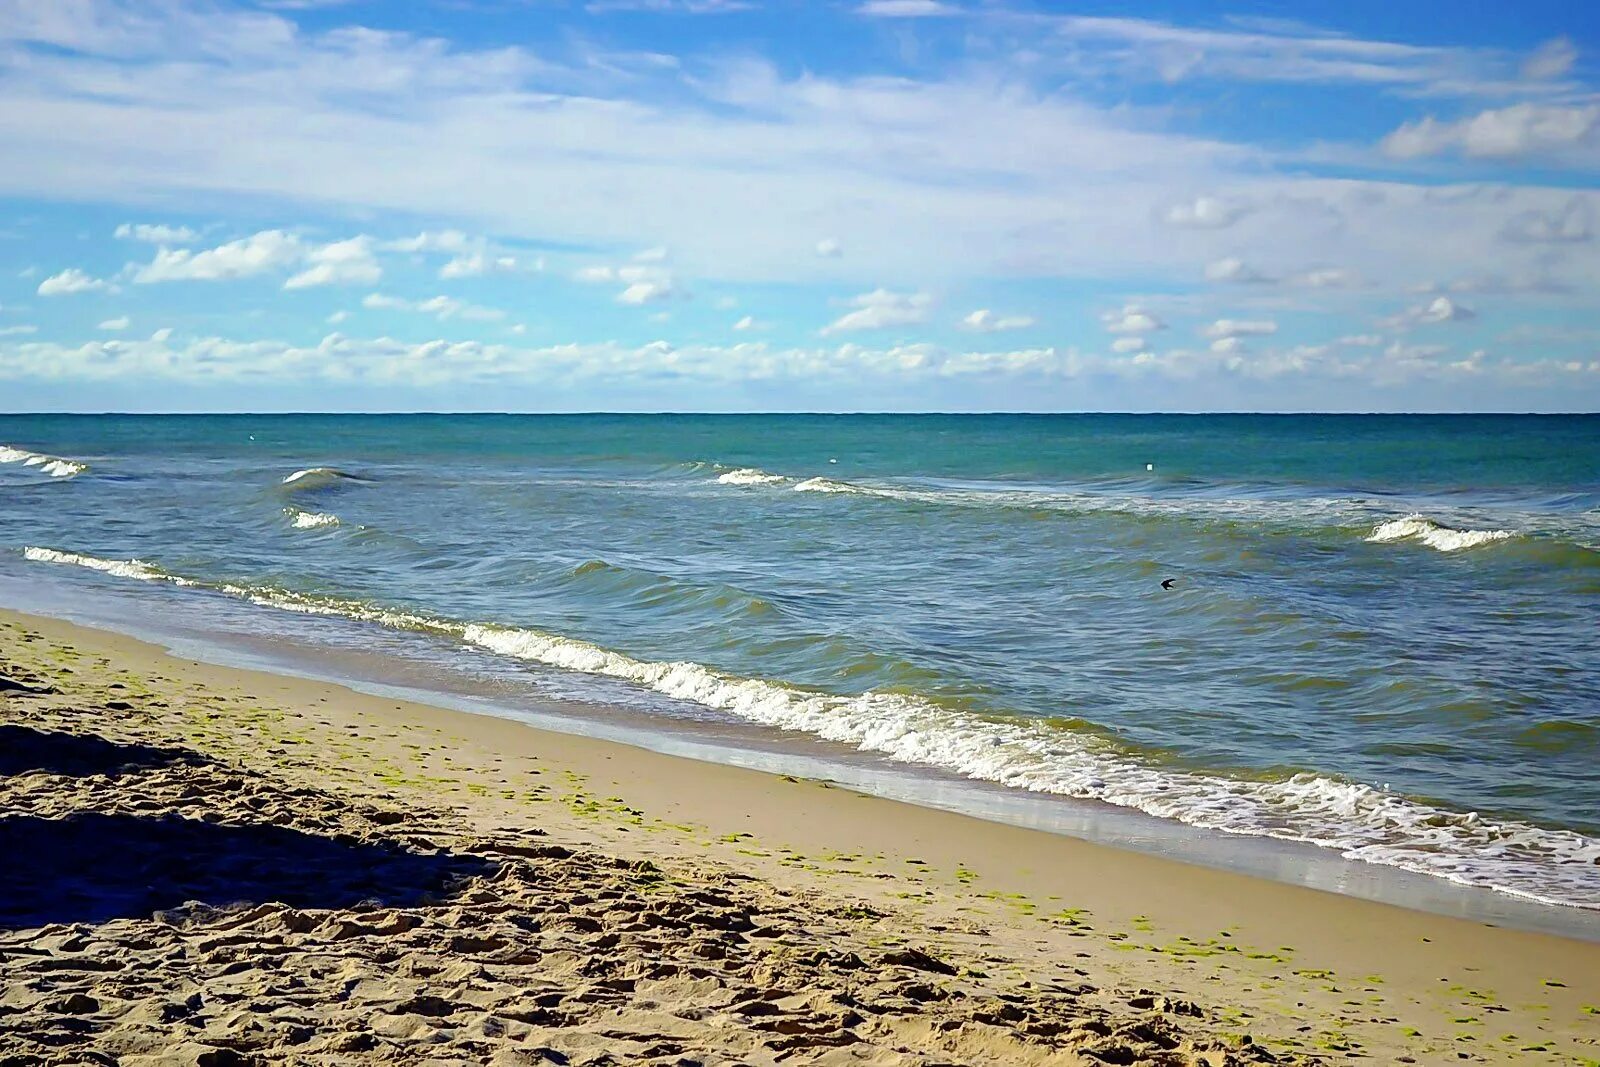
3;413;1598;908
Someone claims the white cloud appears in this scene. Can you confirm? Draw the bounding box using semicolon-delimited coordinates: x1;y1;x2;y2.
97;316;130;331
732;315;765;331
386;230;473;254
1522;37;1578;81
1110;336;1147;354
439;252;521;279
1204;256;1269;283
1209;335;1246;355
283;236;381;289
1102;304;1165;334
1384;295;1476;328
37;268;108;295
327;310;349;324
960;309;1037;332
633;245;669;263
1500;199;1592;243
0;325;38;337
617;280;676;304
821;289;932;334
114;223;199;244
1161;196;1250;228
1202;318;1278;339
151;327;173;342
1293;267;1363;288
1382;103;1600;161
134;230;303;283
855;0;959;15
575;262;677;303
815;238;842;258
362;292;505;321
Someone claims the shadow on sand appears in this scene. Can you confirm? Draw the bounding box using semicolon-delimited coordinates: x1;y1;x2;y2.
0;728;495;929
0;724;201;778
0;812;496;929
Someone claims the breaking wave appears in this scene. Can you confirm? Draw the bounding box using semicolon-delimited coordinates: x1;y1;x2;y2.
1367;515;1517;553
0;445;88;479
280;467;366;492
716;467;788;487
19;543;1600;910
285;507;341;530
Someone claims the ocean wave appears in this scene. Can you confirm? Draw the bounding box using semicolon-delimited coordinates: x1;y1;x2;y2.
22;546;191;584
0;445;88;479
284;507;341;530
18;543;1600;909
280;466;365;491
717;467;789;487
1367;515;1516;553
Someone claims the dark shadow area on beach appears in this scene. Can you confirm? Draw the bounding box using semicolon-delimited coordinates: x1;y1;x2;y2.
0;811;496;928
0;724;200;778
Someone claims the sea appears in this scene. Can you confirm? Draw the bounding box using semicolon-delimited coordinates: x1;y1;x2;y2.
2;413;1597;925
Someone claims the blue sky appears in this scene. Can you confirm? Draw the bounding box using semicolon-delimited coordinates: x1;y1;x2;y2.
0;0;1597;411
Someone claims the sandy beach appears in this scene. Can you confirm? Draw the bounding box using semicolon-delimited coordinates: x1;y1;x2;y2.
2;606;1597;1066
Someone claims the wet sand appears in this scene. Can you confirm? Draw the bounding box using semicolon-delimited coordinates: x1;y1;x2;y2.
2;607;1597;1065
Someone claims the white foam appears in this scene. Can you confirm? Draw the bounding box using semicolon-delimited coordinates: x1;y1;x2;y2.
1368;515;1515;553
716;467;788;487
0;445;88;479
286;508;341;529
22;547;190;584
19;543;1600;909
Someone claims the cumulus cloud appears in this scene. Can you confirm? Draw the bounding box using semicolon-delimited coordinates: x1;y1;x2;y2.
1102;304;1165;334
1202;319;1277;353
575;262;678;304
732;315;766;331
1384;295;1476;328
821;289;932;334
1110;336;1148;354
815;238;843;258
134;230;303;283
439;252;523;279
960;309;1037;332
97;316;130;331
1160;196;1250;228
284;236;382;289
0;325;38;337
151;327;173;342
617;279;677;304
37;268;109;295
1382;103;1600;161
115;223;199;244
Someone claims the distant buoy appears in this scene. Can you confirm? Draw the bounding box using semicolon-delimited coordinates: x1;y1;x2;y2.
829;458;838;464
1146;463;1154;471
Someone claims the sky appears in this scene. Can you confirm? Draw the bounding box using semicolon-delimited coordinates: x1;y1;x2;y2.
0;0;1597;412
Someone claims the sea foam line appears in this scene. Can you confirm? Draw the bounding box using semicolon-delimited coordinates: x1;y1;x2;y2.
0;445;88;479
19;543;1600;909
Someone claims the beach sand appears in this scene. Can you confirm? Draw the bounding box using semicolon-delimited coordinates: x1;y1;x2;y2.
1;607;1596;1066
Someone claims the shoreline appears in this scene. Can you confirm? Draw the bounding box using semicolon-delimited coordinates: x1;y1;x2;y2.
3;605;1599;1064
4;564;1598;940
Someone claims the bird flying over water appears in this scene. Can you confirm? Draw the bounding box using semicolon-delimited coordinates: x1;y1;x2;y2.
1161;578;1175;590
